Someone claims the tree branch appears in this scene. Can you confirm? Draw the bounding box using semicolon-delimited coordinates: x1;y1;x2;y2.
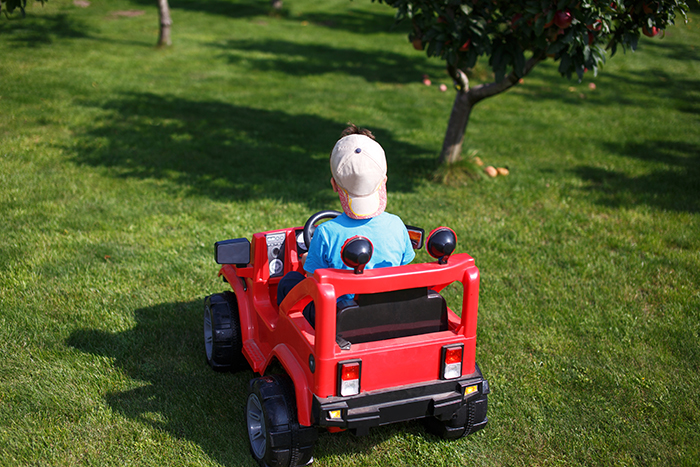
468;53;544;104
448;65;470;92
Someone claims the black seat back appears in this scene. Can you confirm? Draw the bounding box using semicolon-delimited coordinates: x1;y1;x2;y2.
336;287;448;344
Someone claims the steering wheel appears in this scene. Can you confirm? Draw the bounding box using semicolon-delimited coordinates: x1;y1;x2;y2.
303;210;341;251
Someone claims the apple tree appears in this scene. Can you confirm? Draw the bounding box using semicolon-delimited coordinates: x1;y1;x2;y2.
373;0;690;164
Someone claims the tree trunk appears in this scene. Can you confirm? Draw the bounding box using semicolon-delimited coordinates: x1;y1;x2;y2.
438;54;545;165
440;89;474;165
157;0;172;47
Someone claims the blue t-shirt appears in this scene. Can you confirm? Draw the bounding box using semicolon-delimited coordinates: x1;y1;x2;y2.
304;212;415;274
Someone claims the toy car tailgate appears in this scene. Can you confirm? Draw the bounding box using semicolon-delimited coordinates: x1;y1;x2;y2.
335;334;476;394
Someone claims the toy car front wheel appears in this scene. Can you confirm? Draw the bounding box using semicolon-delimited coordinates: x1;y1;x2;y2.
246;375;317;467
203;292;245;371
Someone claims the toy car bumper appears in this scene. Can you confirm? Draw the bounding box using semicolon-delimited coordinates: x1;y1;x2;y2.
312;368;489;435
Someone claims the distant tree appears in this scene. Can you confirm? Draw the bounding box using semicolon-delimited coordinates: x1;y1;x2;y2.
157;0;172;47
374;0;690;164
1;0;45;18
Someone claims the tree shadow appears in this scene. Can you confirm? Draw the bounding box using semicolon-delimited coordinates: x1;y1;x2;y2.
640;32;700;64
213;38;443;85
512;39;700;117
296;7;407;36
572;140;700;213
68;92;435;208
66;300;439;466
126;0;400;35
0;12;91;46
126;0;270;19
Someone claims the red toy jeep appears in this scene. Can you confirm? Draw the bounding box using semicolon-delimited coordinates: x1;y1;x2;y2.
204;211;489;467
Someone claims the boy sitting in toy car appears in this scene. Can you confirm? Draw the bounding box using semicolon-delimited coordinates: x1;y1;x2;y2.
277;124;415;326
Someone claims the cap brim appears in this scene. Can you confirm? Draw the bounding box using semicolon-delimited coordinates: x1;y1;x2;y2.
338;184;387;220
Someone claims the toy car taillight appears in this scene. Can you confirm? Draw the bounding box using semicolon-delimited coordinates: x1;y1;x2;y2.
441;344;463;379
338;360;361;397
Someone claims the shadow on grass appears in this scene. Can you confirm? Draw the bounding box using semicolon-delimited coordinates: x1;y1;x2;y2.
294;7;407;36
514;38;700;116
573;140;700;213
128;0;400;36
67;300;255;466
215;38;442;84
66;300;437;466
69;92;435;208
127;0;271;20
0;12;91;46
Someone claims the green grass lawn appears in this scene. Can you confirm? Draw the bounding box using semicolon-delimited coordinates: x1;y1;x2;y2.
1;0;699;465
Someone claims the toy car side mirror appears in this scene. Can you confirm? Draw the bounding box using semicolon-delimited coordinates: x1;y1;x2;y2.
215;238;251;266
341;236;373;274
426;227;456;265
405;225;425;250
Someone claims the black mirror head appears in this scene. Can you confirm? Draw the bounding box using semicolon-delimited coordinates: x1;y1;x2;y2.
427;227;457;265
341;236;373;274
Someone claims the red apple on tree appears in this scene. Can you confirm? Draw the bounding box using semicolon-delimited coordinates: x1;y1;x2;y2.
643;25;660;36
554;9;573;29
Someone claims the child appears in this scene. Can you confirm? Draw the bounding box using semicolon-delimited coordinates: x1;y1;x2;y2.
278;124;415;326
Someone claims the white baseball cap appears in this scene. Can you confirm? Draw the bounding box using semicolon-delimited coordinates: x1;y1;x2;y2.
330;134;387;219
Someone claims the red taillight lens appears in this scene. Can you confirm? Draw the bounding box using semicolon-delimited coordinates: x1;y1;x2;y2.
445;347;463;365
442;344;463;379
341;362;360;381
338;360;361;397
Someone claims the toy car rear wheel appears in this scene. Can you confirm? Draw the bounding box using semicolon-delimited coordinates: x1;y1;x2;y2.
423;394;488;440
203;292;245;371
246;375;317;467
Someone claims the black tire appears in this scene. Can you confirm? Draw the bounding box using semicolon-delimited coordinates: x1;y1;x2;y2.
423;394;488;440
246;375;317;467
203;292;245;371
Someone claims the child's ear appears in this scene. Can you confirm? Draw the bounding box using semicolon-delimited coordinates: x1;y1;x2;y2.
331;177;339;193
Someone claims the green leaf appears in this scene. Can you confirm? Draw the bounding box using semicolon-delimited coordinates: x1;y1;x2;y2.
558;53;571;75
548;40;567;55
535;15;546;35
